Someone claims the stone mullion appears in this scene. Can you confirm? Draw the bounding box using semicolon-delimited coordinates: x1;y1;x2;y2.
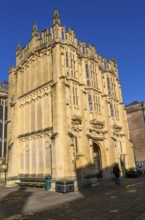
41;136;44;175
24;66;26;94
24;103;27;134
40;54;42;85
42;135;45;175
17;104;21;137
24;139;27;175
34;139;37;175
37;136;44;175
25;64;29;92
23;104;26;134
20;70;24;96
42;96;45;130
17;72;21;98
34;56;36;89
21;106;24;135
42;95;47;129
35;98;38;132
35;137;38;176
27;139;30;175
22;141;26;175
48;92;52;127
41;54;44;84
29;139;32;175
19;140;23;174
81;59;86;85
28;101;31;133
37;137;40;174
22;141;25;174
44;134;52;175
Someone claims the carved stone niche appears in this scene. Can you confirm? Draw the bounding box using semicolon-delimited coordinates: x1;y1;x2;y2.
89;119;104;130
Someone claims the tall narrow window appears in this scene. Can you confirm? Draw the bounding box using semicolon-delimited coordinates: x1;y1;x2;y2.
94;95;97;112
82;46;85;54
86;64;90;86
44;35;47;43
107;76;111;96
66;52;68;68
98;96;101;113
62;30;64;39
94;94;101;113
88;94;93;110
114;84;116;97
114;103;119;118
72;85;78;106
104;62;107;69
110;103;114;117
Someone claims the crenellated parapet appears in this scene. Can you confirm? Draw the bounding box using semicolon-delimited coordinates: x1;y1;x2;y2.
15;9;117;74
99;58;118;76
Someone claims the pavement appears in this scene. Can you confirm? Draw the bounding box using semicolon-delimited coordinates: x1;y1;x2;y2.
1;176;145;220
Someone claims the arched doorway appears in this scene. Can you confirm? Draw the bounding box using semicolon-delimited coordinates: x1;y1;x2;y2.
93;143;102;178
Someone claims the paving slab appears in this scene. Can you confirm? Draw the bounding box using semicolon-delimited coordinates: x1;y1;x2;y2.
0;177;145;219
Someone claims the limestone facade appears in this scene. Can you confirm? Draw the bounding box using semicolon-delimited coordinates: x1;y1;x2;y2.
126;101;145;168
7;10;135;188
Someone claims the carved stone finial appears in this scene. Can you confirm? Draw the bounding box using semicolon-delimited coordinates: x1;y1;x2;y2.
16;42;21;51
32;22;39;37
53;8;61;25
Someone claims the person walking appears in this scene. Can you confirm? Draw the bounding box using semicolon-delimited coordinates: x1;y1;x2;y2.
113;163;121;185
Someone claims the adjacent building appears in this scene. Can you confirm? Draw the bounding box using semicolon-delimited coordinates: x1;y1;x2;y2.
7;9;135;189
126;101;145;168
0;81;8;182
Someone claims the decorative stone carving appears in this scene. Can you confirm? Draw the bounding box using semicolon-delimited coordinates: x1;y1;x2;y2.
112;124;123;139
25;145;29;152
90;119;104;130
18;130;53;142
45;141;51;149
87;120;106;140
71;115;82;132
18;84;51;108
88;129;104;140
113;124;122;132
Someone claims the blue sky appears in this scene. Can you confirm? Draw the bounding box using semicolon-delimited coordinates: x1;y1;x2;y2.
0;0;144;105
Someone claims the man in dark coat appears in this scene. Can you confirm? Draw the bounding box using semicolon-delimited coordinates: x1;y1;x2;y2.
113;163;121;184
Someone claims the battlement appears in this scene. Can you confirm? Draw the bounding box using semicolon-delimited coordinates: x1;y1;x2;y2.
15;9;117;76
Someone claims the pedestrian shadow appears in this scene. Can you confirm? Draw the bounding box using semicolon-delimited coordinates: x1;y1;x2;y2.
0;187;33;220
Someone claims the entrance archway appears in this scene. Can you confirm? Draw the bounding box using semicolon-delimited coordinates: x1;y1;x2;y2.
93;143;102;178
